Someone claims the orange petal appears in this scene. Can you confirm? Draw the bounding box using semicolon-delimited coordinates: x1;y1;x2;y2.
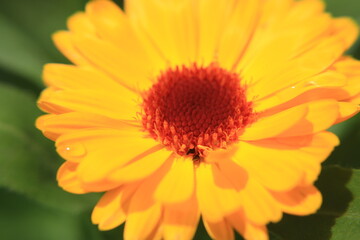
205;147;248;191
124;162;170;240
57;161;87;194
270;185;322;216
92;183;140;230
227;210;269;240
203;218;234;240
125;202;162;240
195;162;242;222
57;161;120;193
162;194;200;240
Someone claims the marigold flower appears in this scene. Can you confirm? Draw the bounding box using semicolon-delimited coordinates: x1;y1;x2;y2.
36;0;360;239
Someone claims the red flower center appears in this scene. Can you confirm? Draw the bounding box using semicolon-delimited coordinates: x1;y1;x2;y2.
141;64;255;158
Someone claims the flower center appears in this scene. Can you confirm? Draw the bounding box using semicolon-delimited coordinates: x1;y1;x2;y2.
141;63;254;158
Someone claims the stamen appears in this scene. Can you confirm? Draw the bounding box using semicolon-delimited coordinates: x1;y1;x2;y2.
141;63;255;157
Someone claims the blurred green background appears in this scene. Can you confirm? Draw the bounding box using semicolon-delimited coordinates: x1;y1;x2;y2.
0;0;359;239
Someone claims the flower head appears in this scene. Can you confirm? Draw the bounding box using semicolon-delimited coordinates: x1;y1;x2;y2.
37;0;360;239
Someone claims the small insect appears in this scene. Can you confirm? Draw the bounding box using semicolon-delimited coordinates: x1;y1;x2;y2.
186;148;202;165
186;148;196;155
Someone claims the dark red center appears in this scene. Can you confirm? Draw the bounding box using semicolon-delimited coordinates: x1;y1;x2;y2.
141;63;254;157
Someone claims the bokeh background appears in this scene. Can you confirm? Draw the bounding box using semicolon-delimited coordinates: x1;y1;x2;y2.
0;0;359;239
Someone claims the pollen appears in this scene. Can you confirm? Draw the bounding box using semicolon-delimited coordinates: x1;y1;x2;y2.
141;64;255;157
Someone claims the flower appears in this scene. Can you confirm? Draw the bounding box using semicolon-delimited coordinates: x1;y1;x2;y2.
36;0;360;239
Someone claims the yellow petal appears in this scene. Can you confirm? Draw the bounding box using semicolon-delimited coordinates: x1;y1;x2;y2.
349;93;360;105
235;132;339;191
196;162;242;222
331;17;359;49
242;4;351;102
36;112;133;141
242;223;268;240
331;57;360;102
233;0;293;71
126;0;197;66
67;12;96;35
71;34;153;92
336;102;359;123
196;0;237;65
272;131;339;185
235;142;303;191
37;88;70;114
52;31;89;66
245;33;345;103
203;218;234;240
241;99;339;140
38;89;139;120
240;103;308;140
43;64;127;91
86;0;129;42
154;156;195;204
239;179;282;225
55;127;160;183
218;0;261;69
271;185;322;216
108;147;173;183
278;99;339;137
253;70;347;112
85;0;162;81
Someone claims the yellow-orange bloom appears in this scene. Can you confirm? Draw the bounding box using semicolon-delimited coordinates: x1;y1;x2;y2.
36;0;360;239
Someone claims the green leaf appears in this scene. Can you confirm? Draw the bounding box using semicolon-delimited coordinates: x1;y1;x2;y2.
0;0;89;87
325;0;360;23
0;0;88;61
0;82;98;213
329;168;360;239
0;14;49;85
325;0;360;57
269;166;360;240
0;188;104;240
326;115;360;169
